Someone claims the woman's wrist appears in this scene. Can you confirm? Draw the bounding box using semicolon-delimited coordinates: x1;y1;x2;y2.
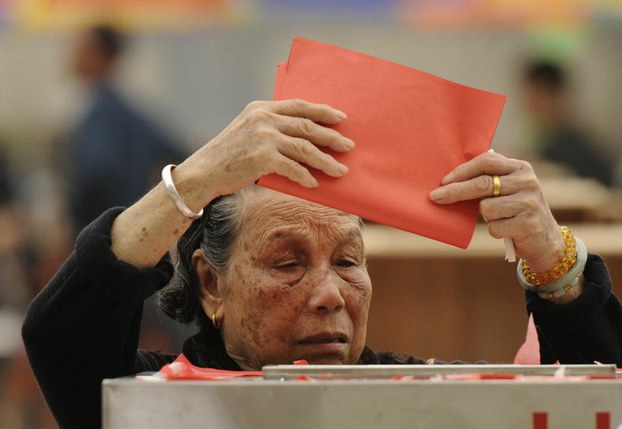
516;226;587;304
521;225;566;273
521;226;578;286
168;158;220;215
161;164;204;220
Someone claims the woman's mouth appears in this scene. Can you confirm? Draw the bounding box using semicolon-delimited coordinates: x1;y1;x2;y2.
298;333;347;345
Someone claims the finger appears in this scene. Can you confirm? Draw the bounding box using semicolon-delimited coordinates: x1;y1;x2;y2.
278;136;349;178
479;196;527;223
277;115;355;153
270;99;348;125
441;151;523;185
431;174;501;204
271;154;319;188
431;163;542;204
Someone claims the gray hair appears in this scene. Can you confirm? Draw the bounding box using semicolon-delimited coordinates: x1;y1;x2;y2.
157;186;259;326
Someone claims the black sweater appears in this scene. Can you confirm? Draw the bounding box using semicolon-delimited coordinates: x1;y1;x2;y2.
22;208;622;429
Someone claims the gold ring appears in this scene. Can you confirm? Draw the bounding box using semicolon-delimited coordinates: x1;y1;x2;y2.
492;175;501;197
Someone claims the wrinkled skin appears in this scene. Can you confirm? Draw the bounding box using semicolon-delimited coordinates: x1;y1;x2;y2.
197;189;372;370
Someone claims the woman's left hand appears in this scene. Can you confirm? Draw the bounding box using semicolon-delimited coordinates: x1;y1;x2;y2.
430;151;565;273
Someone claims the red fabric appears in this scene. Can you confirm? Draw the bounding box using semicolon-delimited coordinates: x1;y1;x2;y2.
159;354;263;380
259;37;506;248
513;314;541;365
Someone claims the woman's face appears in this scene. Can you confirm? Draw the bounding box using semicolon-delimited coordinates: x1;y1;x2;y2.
216;191;372;370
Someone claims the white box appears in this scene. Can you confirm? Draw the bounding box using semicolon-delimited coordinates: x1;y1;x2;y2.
102;365;622;429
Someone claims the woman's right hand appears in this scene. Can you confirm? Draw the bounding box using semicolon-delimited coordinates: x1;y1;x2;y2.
111;99;353;268
170;99;355;213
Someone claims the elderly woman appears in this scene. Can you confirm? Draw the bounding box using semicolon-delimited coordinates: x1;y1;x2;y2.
23;100;622;428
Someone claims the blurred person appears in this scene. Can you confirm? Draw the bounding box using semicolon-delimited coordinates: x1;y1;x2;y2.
522;59;616;186
65;24;187;232
67;24;193;350
62;24;192;355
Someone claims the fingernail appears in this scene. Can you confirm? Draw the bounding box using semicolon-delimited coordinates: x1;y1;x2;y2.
429;188;443;201
338;163;349;174
310;177;320;188
335;110;347;120
343;138;355;149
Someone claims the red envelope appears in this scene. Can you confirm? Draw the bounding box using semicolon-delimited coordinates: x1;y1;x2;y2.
259;37;506;248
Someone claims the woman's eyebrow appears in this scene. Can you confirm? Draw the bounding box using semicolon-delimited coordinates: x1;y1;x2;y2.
254;227;302;255
265;227;301;242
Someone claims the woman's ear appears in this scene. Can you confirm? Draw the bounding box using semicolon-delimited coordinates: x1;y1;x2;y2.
192;249;225;322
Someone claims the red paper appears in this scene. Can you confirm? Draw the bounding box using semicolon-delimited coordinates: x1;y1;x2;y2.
259;37;506;248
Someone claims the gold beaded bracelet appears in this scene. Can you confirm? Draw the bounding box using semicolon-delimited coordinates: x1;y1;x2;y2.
520;226;577;286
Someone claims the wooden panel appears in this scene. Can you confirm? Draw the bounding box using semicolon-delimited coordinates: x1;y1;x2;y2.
363;224;622;363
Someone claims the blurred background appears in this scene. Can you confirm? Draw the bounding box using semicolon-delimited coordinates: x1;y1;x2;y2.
1;0;622;427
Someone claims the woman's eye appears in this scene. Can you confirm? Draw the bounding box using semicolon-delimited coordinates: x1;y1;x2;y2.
275;261;299;269
336;259;356;268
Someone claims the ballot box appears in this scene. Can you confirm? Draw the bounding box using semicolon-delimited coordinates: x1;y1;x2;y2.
102;364;622;429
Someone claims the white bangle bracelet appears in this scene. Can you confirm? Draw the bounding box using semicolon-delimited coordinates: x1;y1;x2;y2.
517;236;587;298
161;164;204;220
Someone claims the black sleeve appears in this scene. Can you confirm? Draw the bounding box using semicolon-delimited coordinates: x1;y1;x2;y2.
527;254;622;366
22;208;175;429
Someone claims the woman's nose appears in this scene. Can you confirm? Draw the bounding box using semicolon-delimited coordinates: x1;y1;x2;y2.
307;270;346;313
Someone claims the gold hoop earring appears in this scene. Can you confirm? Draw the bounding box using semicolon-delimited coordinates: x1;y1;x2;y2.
211;313;221;329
